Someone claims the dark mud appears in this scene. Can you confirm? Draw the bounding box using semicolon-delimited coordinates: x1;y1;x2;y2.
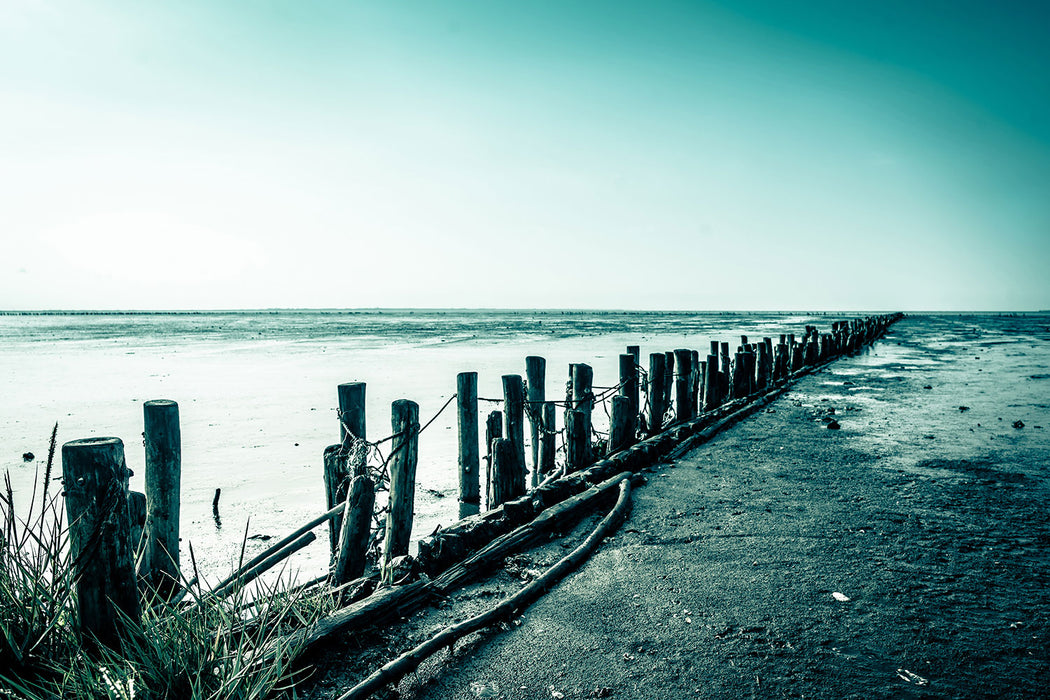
303;314;1050;700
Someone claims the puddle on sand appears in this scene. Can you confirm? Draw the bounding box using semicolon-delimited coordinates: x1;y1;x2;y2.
802;314;1050;477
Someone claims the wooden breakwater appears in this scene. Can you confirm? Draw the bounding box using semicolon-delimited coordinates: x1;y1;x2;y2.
57;312;901;648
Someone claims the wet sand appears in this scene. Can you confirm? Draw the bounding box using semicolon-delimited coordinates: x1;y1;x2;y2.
304;314;1050;699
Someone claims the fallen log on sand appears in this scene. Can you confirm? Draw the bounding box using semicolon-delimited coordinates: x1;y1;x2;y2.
336;478;633;700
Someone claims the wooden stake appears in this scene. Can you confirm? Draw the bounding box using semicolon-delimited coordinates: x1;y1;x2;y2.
663;351;675;417
383;400;418;568
570;363;594;465
704;353;720;410
323;445;350;556
62;437;140;647
674;349;693;423
774;342;787;382
648;352;666;435
608;395;632;455
502;374;527;492
539;402;557;476
525;357;546;487
690;349;701;417
484;411;502;509
732;351;750;398
489;437;518;507
327;383;368;557
565;409;588;473
626;345;640;420
332;475;375;585
142;398;181;598
755;343;769;391
618;354;638;444
337;382;366;448
456;372;480;507
719;342;731;401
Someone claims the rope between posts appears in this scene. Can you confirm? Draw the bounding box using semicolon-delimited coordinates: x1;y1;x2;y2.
333;392;462;563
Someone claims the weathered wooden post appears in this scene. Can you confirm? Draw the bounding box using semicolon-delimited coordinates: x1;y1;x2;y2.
327;382;367;555
674;349;693;422
696;360;706;413
704;353;720;410
773;342;786;382
62;437;140;647
804;334;818;365
626;345;641;420
456;372;480;513
502;375;526;490
608;395;632;455
719;342;731;400
755;343;770;392
142;399;181;597
618;354;638;445
663;351;675;417
383;400;418;570
648;352;666;434
323;446;347;555
338;382;367;448
690;350;701;417
565;409;588;472
570;363;594;465
732;352;747;398
525;357;546;487
763;338;774;384
539;402;557;476
627;345;641;368
484;410;502;509
489;438;518;507
332;474;375;584
742;350;756;396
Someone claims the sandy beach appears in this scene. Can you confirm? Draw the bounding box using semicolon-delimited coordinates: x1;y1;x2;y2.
302;313;1050;699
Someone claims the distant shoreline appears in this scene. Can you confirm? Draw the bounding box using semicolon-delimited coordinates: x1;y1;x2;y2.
0;308;1043;317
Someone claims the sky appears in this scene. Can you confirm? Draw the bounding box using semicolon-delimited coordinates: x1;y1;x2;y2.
1;0;1048;311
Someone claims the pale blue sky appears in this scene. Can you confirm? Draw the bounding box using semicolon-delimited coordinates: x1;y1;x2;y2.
2;1;1047;310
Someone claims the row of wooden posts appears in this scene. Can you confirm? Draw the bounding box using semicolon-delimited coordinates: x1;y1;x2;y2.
58;314;900;647
321;317;889;590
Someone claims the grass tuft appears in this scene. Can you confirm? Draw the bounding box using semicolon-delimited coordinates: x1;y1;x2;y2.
2;425;332;699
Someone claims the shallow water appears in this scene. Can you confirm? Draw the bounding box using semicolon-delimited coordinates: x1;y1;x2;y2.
803;314;1050;479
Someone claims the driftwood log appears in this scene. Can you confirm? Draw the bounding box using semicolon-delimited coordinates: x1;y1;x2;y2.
266;472;637;663
336;478;633;700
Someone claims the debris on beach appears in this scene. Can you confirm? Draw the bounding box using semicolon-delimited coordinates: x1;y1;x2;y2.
827;420;841;430
470;681;500;698
1013;420;1025;428
896;669;929;686
959;406;970;412
22;451;34;462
